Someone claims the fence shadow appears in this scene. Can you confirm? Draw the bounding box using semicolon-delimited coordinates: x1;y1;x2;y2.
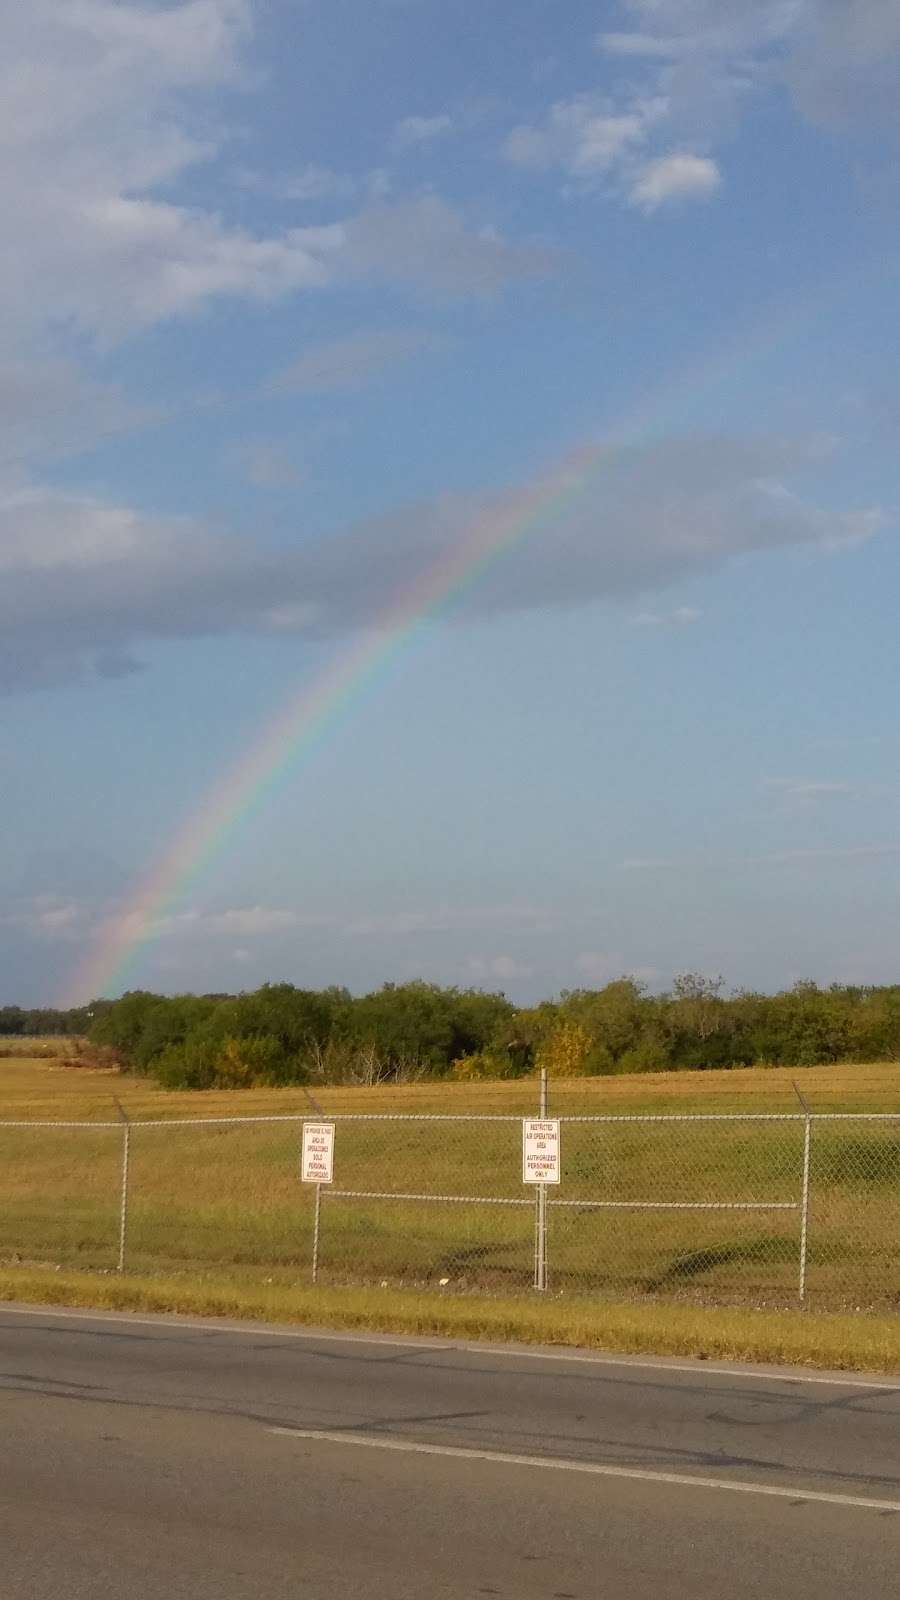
646;1232;799;1292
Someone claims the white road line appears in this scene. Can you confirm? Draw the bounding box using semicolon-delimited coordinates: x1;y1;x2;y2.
269;1426;900;1514
1;1301;897;1392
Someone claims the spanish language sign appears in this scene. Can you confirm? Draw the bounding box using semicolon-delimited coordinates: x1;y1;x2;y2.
522;1119;561;1185
301;1122;335;1185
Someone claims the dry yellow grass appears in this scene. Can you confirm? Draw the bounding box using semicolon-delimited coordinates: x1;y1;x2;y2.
3;1049;899;1121
0;1265;898;1374
1;1049;899;1370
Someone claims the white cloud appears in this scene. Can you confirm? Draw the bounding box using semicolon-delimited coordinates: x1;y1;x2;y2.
233;163;354;202
35;904;80;932
576;952;658;986
597;2;794;72
1;896;83;940
620;856;700;871
766;845;900;865
232;439;304;489
1;5;543;354
631;604;702;626
621;843;900;872
69;901;555;959
762;777;854;798
504;87;715;208
0;2;568;707
466;954;536;982
0;10;567;692
511;2;900;211
89;904;326;945
345;905;553;938
0;433;885;691
230;418;347;491
269;329;447;394
0;1;345;341
184;906;306;936
629;152;721;210
394;113;453;146
505;96;660;177
55;0;253;82
602;31;690;60
491;955;532;981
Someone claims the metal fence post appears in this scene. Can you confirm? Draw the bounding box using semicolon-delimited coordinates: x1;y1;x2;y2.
798;1116;812;1304
113;1099;131;1275
793;1083;812;1305
312;1182;323;1285
534;1067;549;1292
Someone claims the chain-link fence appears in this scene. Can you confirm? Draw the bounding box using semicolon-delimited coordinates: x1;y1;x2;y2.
1;1086;898;1310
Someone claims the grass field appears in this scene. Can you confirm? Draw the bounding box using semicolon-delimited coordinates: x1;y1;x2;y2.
2;1048;899;1317
2;1046;899;1119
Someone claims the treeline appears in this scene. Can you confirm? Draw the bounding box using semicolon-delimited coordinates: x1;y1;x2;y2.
0;1004;96;1037
89;983;513;1089
69;975;900;1089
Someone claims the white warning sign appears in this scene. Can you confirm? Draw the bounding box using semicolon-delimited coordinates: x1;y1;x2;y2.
522;1119;561;1185
301;1122;335;1185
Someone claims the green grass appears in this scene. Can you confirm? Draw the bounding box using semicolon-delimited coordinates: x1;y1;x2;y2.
1;1265;898;1375
1;1051;899;1320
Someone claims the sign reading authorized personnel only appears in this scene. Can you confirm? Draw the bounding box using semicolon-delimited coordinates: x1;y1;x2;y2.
301;1122;335;1184
522;1119;561;1185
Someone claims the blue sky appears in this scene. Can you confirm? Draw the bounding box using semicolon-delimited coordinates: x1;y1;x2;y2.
3;0;900;1005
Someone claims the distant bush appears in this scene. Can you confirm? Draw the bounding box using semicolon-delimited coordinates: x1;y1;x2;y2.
13;973;886;1090
0;1004;102;1037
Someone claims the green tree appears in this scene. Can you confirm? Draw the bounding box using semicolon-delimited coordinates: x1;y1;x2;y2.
90;991;164;1061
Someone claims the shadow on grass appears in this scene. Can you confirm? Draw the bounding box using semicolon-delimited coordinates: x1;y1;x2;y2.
814;1136;900;1187
647;1233;800;1292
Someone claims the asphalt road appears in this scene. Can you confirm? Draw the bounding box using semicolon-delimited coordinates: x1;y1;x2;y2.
1;1304;898;1599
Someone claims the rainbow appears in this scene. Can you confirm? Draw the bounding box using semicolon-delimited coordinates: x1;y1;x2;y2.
63;270;855;1005
64;440;608;1004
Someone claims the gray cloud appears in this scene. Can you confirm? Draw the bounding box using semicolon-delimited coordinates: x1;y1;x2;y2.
0;3;565;691
784;0;900;128
339;197;557;300
599;0;900;125
0;359;148;470
631;605;702;627
269;328;448;394
0;433;884;693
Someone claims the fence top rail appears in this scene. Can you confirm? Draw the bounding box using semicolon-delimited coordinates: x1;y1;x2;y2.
0;1113;520;1129
0;1119;123;1130
548;1198;799;1210
327;1188;533;1206
802;1112;900;1122
120;1112;525;1128
549;1112;808;1124
1;1109;898;1131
